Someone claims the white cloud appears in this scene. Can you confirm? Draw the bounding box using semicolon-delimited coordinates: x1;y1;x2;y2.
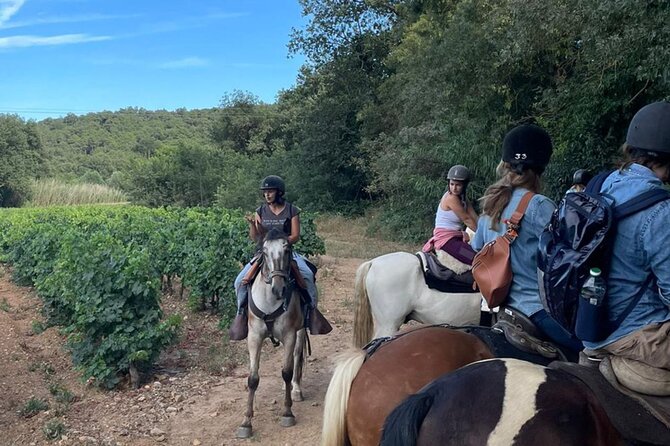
159;57;209;69
0;33;111;48
0;0;25;27
0;13;141;30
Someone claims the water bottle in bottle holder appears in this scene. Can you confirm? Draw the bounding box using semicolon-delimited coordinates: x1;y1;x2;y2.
575;268;608;341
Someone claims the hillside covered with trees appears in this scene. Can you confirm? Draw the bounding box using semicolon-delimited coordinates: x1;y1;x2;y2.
2;0;670;241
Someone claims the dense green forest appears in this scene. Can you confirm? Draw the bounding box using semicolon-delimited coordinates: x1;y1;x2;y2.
2;0;670;241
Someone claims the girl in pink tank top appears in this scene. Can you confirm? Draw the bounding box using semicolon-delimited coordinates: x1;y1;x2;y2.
422;165;478;265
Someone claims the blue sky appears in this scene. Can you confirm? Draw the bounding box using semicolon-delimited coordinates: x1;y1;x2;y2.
0;0;307;121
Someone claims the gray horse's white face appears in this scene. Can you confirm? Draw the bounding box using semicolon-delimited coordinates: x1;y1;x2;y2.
263;238;292;300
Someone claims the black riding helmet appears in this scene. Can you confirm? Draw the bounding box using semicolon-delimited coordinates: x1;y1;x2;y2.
260;175;285;195
572;169;592;186
502;124;553;174
447;165;471;182
626;101;670;154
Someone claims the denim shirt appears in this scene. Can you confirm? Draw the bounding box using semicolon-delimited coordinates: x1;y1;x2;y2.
472;188;556;317
583;164;670;350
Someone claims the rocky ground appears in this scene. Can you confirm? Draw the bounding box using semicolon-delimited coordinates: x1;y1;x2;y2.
0;252;365;446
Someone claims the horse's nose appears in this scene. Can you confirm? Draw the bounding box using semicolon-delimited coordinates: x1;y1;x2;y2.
272;279;286;299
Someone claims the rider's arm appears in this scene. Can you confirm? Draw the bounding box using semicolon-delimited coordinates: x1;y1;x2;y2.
643;203;670;307
443;194;477;231
288;214;300;245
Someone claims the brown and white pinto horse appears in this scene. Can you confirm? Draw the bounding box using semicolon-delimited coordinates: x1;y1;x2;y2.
380;358;624;446
321;326;494;446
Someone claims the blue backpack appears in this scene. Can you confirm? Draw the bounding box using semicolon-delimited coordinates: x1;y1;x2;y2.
537;170;669;342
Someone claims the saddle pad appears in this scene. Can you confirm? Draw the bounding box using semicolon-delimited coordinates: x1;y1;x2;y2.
550;361;670;445
416;252;478;294
362;325;555;367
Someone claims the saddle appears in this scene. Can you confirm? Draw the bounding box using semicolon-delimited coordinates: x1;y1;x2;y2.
415;251;477;294
551;359;670;445
362;323;563;368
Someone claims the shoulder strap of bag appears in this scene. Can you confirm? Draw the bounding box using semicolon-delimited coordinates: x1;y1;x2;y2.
584;169;670;219
585;169;615;194
614;188;670;220
508;191;535;227
502;191;535;244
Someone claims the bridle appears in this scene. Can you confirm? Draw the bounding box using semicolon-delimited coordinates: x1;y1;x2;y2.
263;266;290;285
261;242;293;290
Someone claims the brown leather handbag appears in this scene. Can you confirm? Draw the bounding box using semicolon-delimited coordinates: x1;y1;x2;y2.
472;192;534;308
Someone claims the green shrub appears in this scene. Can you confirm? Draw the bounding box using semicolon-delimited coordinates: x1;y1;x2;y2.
31;320;46;335
20;397;49;417
43;419;66;440
49;383;75;404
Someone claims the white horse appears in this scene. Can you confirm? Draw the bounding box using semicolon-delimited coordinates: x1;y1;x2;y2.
237;229;306;439
352;250;483;347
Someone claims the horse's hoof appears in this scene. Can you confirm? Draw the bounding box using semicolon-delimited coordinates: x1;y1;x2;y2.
291;390;304;402
280;415;296;427
236;426;253;438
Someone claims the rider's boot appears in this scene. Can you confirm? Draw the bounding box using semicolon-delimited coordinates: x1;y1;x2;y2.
308;307;332;335
229;280;250;341
228;309;248;341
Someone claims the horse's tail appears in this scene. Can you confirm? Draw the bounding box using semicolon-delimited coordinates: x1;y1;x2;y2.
321;349;366;446
352;260;374;348
379;391;435;446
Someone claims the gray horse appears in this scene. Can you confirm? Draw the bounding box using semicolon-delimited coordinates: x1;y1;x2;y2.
237;229;306;439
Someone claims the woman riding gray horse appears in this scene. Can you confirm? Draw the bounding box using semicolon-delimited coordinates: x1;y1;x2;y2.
228;175;331;340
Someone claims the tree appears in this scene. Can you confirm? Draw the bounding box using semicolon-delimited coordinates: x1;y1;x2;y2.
127;143;224;207
210;91;286;155
0;115;44;206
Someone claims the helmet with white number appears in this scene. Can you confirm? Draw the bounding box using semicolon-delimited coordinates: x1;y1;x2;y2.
501;124;553;173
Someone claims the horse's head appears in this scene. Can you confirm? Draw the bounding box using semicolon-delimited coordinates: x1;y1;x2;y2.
261;228;293;300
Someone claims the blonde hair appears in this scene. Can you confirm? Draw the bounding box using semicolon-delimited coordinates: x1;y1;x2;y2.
479;162;542;230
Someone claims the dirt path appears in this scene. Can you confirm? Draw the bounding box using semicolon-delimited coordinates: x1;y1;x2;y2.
0;254;363;446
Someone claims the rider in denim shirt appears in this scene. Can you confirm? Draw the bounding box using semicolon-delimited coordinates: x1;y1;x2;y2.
583;102;670;372
472;124;582;354
472;189;555;316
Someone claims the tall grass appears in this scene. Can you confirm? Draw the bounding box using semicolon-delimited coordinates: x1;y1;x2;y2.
26;179;128;207
316;212;420;259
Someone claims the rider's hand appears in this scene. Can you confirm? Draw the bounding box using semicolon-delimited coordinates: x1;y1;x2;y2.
245;213;256;225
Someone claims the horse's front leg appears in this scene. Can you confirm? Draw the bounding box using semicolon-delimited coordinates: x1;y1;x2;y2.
291;328;305;402
237;331;263;438
280;330;297;427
